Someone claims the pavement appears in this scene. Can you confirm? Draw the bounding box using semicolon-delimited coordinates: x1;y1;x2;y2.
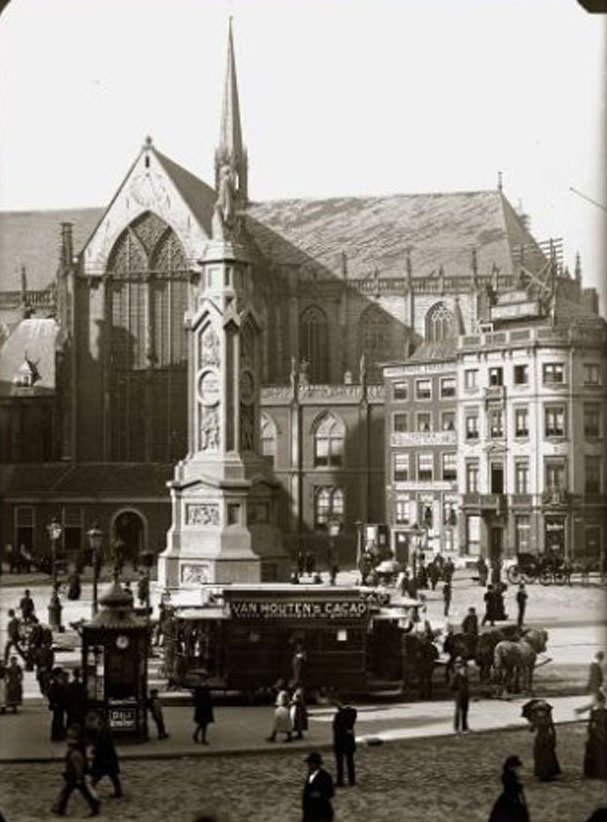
1;567;604;763
0;691;590;763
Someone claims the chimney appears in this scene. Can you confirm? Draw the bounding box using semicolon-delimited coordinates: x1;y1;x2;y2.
60;222;74;268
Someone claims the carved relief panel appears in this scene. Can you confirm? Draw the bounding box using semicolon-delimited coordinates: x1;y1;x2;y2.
196;323;221;452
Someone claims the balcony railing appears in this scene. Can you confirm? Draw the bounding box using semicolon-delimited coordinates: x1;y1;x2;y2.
542;488;568;506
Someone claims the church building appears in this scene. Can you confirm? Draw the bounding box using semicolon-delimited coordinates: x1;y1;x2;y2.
0;23;603;570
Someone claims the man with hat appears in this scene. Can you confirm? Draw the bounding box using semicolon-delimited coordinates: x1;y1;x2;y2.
51;727;101;816
302;751;334;822
332;697;357;787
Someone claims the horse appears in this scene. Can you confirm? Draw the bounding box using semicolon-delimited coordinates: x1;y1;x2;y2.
493;628;548;697
451;624;521;683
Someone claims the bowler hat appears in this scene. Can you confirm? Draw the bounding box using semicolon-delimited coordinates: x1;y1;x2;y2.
305;751;323;765
504;755;523;769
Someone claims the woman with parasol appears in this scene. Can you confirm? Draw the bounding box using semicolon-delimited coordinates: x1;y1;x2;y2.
521;698;561;781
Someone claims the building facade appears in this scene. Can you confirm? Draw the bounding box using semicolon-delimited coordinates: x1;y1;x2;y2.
0;25;604;570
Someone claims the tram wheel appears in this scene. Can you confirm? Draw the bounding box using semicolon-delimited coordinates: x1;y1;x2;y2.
507;566;521;584
539;570;552;586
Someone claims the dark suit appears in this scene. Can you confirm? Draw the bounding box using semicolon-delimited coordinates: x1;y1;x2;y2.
333;705;357;786
302;768;334;822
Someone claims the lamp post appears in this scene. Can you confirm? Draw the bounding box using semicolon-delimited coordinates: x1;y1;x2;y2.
87;522;103;616
328;519;341;586
139;549;154;622
46;517;63;631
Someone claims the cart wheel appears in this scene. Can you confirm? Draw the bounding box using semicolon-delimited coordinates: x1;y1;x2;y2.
522;572;535;585
539;570;552;586
507;566;521;585
553;570;566;586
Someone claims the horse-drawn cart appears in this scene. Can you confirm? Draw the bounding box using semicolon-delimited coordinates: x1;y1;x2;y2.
506;552;567;586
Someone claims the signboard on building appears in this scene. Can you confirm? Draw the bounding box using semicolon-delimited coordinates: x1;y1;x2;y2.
391;431;456;447
491;300;540;321
230;599;369;620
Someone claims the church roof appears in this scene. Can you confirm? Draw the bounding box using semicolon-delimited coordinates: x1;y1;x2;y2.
1;183;542;292
246;189;540;280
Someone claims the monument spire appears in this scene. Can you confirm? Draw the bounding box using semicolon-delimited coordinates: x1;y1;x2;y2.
215;18;248;204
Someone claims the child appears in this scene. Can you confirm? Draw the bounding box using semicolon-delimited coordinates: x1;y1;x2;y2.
147;688;169;740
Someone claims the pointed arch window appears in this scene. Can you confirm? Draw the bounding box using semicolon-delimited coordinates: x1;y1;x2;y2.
299;305;328;383
314;486;345;529
313;413;345;467
425;301;454;343
359;304;390;383
260;413;277;465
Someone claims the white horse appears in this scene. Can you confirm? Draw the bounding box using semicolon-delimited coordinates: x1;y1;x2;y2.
493;628;548;697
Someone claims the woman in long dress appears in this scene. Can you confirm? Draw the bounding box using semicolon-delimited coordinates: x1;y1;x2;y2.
290;686;308;740
266;682;292;742
488;755;530;822
531;705;561;781
583;691;607;779
4;656;23;713
192;673;214;744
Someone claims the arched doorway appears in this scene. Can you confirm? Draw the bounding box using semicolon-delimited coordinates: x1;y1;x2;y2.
112;509;146;570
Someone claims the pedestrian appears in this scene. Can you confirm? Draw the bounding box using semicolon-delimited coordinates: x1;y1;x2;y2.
192;672;214;744
442;580;452;617
490;557;502;586
137;570;150;607
89;713;123;798
418;635;438;699
476;555;488;587
481;584;496;627
302;751;334;822
35;640;55;697
575;651;605;715
462;606;479;637
19;588;35;621
147;687;169;739
291;642;307;688
4;609;23;663
266;681;293;742
444;557;455;584
66;569;81;601
19;544;32;573
488;755;530;822
304;551;315;576
332;697;357;787
66;668;87;731
5;543;15;574
528;702;561;781
443;625;457;683
516;583;528;628
583;690;607;779
4;656;23;713
428;561;439;591
417;561;428;590
290;686;308;740
452;658;470;734
51;727;101;817
48;667;68;741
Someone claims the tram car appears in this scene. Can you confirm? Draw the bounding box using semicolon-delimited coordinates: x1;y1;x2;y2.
162;585;421;697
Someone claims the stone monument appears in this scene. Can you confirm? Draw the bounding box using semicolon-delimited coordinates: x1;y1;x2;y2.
158;21;289;591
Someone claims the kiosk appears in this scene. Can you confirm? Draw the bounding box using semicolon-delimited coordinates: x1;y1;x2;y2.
81;579;149;741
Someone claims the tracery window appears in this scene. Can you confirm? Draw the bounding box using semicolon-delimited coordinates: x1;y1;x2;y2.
359;304;390;383
313;413;345;468
299;305;328;383
106;212;189;462
425;301;454;343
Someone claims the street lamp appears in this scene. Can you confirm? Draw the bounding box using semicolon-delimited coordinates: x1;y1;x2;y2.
46;516;63;631
327;519;341;586
87;522;103;616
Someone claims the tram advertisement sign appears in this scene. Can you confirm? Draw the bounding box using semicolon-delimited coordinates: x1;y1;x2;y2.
230;599;369;619
108;706;136;730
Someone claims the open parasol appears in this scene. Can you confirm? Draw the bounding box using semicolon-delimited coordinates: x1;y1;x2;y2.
521;698;553;724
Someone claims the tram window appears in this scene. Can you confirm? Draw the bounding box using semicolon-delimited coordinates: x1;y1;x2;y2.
337;629;348;642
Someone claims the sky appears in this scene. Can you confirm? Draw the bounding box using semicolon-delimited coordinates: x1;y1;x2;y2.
0;0;605;309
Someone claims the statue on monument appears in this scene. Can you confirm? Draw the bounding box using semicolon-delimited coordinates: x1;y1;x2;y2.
212;164;236;240
200;408;220;451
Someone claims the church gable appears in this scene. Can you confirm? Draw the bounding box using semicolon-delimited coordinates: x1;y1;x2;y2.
81;141;215;277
